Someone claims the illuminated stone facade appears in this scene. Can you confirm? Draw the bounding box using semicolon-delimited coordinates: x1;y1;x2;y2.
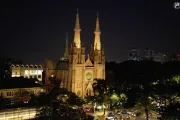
44;11;105;98
11;64;43;81
0;87;43;99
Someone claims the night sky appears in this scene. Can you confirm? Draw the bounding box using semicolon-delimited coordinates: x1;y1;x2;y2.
1;0;180;64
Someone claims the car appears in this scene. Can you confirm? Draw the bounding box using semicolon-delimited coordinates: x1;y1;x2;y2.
107;112;114;117
116;111;121;116
106;117;114;120
84;108;91;112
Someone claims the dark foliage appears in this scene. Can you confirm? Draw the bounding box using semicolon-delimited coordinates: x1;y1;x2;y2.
105;60;180;119
161;103;180;119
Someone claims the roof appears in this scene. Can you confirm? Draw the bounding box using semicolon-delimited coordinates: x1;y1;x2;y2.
45;59;69;70
0;77;42;89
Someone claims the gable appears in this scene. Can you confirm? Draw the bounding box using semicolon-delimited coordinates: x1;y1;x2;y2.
85;58;93;67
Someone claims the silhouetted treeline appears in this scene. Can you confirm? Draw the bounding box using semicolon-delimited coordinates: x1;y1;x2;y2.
106;60;180;84
0;57;24;80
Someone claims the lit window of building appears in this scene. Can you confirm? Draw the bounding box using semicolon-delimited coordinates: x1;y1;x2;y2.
11;64;43;81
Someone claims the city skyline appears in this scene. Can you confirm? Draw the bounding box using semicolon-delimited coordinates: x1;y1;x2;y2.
1;0;180;64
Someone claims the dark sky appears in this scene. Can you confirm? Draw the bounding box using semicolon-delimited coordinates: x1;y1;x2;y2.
1;0;180;64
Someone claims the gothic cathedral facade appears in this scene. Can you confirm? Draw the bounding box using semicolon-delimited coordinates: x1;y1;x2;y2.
44;11;105;98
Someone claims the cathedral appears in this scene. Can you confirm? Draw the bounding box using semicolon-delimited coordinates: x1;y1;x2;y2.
44;10;105;98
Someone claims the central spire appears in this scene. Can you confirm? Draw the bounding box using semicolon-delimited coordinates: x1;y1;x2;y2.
94;12;101;50
73;8;81;48
64;32;68;59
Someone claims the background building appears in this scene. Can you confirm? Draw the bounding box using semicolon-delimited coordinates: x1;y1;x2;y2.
154;53;166;63
128;48;141;61
0;87;42;99
44;11;105;98
0;77;43;105
128;48;167;63
141;48;154;60
11;64;43;81
169;53;180;61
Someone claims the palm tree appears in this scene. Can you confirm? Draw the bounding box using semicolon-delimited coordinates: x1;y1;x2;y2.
92;79;109;115
134;95;155;120
92;79;108;96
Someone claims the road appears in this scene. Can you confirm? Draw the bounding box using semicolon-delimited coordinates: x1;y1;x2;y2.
87;110;157;120
86;110;136;120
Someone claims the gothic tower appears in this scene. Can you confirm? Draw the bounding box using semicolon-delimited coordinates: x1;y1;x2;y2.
61;33;69;60
68;9;85;97
91;13;105;80
44;10;106;98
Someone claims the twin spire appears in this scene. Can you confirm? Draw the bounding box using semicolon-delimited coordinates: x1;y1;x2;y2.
73;9;101;50
94;12;101;50
73;8;81;48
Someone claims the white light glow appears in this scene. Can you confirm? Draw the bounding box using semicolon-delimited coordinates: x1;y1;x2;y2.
37;70;42;74
25;70;29;75
97;106;102;109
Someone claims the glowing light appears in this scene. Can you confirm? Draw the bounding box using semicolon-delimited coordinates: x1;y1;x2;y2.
97;106;102;109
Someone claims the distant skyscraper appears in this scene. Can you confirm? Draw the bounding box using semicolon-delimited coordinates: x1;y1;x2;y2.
169;53;180;61
128;48;141;61
154;53;166;63
128;48;167;63
141;48;154;60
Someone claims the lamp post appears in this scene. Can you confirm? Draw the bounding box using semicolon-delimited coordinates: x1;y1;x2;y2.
94;102;96;113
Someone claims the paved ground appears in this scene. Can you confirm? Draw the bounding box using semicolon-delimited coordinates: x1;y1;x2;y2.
87;110;136;120
86;110;157;120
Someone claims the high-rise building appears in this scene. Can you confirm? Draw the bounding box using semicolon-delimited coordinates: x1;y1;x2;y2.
154;53;166;63
128;48;141;61
128;48;167;63
44;11;105;98
141;48;154;60
169;53;180;61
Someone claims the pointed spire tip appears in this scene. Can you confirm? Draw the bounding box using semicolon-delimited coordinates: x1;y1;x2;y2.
76;7;79;15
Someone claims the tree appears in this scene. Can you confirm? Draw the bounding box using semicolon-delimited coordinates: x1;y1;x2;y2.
135;95;155;120
92;79;108;96
36;77;86;120
28;93;38;106
161;102;180;120
0;96;5;109
14;89;30;103
92;79;108;115
67;92;85;106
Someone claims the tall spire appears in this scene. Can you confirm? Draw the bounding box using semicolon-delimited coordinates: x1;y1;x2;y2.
94;12;101;50
73;8;81;48
95;12;100;32
63;32;69;59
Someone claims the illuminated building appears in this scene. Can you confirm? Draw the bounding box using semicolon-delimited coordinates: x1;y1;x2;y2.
141;48;154;60
44;11;105;98
0;87;42;99
0;77;43;101
11;64;43;81
128;48;141;61
154;53;166;63
169;53;180;61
